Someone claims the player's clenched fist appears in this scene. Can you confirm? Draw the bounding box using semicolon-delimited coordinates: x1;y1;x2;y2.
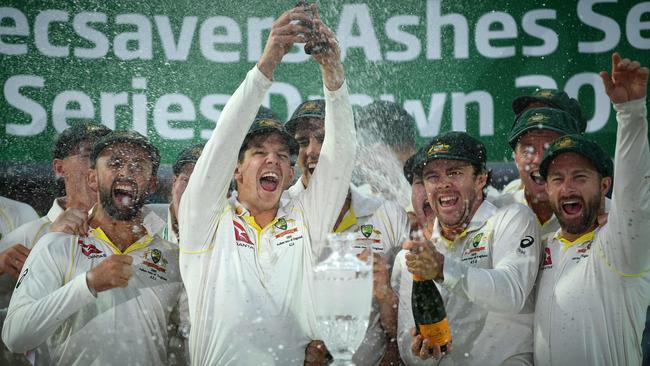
0;244;31;278
85;255;134;294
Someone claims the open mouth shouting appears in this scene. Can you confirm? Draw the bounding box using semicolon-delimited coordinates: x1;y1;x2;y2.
560;197;584;217
112;180;138;206
259;171;280;192
437;194;460;210
530;170;545;186
422;201;434;219
306;160;318;175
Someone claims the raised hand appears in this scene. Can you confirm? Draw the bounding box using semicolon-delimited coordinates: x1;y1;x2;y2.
599;52;648;104
257;7;311;80
50;208;90;236
308;4;344;91
85;254;134;294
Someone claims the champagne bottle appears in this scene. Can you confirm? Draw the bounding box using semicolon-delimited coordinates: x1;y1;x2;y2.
412;276;452;352
410;230;452;352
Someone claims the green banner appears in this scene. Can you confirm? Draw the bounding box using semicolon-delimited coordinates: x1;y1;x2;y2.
1;0;649;163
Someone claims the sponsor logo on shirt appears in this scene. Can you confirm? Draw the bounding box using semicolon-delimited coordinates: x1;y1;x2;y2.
79;239;106;259
571;241;592;263
233;221;255;249
462;231;489;264
139;248;169;281
541;247;553;269
143;248;168;273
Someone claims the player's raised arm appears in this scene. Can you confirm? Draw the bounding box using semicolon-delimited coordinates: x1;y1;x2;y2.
598;52;650;274
179;7;310;253
298;6;356;246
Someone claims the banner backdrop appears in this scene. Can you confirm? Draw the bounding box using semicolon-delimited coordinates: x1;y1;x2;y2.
1;0;649;163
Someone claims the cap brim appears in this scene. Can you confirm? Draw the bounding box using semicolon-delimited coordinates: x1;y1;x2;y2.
509;124;572;149
246;127;298;154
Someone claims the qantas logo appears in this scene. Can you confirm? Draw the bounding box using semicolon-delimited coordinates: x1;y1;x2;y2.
233;221;253;245
541;247;553;268
78;239;104;258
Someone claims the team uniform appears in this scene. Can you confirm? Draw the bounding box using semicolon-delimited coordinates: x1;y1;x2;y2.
286;181;408;365
394;201;540;365
534;99;650;365
0;197;38;241
178;66;356;365
2;226;182;365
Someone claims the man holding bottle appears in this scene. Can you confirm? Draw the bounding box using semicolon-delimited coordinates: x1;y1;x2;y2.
396;132;540;365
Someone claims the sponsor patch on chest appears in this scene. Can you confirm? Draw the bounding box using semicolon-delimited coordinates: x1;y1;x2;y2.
138;248;169;281
233;221;255;250
541;247;553;269
351;224;384;251
78;239;106;259
570;241;592;263
461;232;489;264
271;218;303;247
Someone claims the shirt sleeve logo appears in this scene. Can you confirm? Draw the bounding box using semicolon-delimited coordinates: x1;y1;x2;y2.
520;236;535;248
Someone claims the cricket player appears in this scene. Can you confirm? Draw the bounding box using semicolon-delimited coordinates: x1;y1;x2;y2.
534;53;650;366
178;5;356;365
501;89;586;195
284;99;408;365
492;108;582;236
396;132;540;365
2;130;183;365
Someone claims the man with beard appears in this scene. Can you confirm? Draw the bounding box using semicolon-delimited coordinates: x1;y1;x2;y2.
178;4;355;365
501;89;587;195
492;108;582;236
283;99;407;365
2;130;183;365
534;53;649;366
395;132;540;365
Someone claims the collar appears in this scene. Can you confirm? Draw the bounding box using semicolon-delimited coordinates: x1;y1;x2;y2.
141;205;167;237
91;226;154;255
432;200;497;248
554;229;597;250
48;198;66;222
229;196;289;231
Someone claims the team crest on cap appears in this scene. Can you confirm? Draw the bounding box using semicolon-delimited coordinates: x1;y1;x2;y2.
527;113;549;124
257;119;282;129
299;101;321;113
428;142;450;156
361;224;374;238
274;218;288;230
555;136;576;149
471;233;483;248
535;90;555;98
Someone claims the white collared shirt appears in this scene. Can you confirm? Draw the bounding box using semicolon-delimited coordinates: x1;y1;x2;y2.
534;98;650;366
179;66;356;365
2;226;182;365
394;200;540;365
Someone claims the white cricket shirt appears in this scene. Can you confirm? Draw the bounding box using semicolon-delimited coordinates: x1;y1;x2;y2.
178;66;356;365
534;98;650;366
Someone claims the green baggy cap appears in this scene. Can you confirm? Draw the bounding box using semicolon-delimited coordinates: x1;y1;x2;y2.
508;107;582;149
540;134;613;179
512;89;586;132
